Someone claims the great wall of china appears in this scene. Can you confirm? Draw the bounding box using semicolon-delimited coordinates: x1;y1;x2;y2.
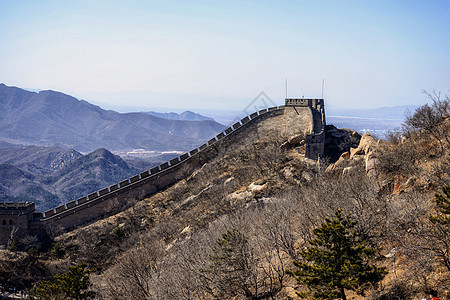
0;98;326;245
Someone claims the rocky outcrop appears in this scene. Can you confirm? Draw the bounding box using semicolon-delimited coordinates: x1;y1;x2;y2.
326;132;381;177
280;133;305;150
324;125;361;162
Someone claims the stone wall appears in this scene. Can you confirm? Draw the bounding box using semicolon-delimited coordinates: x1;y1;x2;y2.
0;202;35;245
1;100;326;242
31;106;287;235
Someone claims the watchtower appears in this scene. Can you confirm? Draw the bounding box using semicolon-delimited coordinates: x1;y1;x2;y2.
285;98;326;159
0;202;35;246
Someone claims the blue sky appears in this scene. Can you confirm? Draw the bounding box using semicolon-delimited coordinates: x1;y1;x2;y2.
1;0;449;112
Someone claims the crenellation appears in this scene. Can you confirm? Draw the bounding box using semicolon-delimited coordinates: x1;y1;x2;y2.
189;148;198;156
129;175;140;183
66;200;77;209
55;205;66;214
43;209;55;218
216;132;225;140
98;188;109;196
150;166;160;174
160;162;170;170
225;127;233;134
232;122;242;130
109;184;119;192
199;143;207;151
77;196;88;205
140;170;150;178
240;116;250;124
88;192;99;201
0;202;26;209
169;157;180;166
180;153;189;161
250;112;258;119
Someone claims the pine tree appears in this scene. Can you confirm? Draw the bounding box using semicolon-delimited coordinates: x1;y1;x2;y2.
29;263;95;299
430;186;450;226
287;210;387;300
429;186;450;271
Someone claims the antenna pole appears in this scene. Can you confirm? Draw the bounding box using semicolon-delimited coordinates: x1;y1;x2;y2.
321;78;324;99
285;79;288;99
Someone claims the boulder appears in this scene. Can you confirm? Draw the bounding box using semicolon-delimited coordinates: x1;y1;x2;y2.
343;167;354;175
350;146;364;158
280;140;290;150
360;133;377;154
326;131;381;178
288;134;303;146
350;133;376;159
340;151;350;160
324;125;361;163
365;150;378;174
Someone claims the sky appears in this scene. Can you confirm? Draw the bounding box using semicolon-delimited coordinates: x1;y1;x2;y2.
1;0;449;112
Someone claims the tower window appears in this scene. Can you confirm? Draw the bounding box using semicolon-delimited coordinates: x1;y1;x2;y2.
2;219;5;225
9;219;13;225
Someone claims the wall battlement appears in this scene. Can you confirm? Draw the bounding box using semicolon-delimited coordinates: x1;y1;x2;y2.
285;98;324;109
0;202;35;211
0;100;325;245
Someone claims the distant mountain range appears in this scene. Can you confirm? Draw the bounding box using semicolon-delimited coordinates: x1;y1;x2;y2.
145;110;215;122
327;105;419;120
0;84;225;152
0;146;150;211
326;105;420;137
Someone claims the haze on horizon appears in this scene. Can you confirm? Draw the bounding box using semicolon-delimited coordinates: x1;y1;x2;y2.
1;0;449;112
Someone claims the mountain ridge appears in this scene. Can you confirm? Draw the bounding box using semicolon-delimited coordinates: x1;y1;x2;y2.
0;146;142;211
145;110;215;122
0;84;225;152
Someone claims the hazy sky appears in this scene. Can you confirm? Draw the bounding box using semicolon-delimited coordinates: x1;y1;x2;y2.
1;0;449;112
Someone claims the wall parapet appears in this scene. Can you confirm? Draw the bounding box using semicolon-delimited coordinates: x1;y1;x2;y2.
0;202;35;214
285;98;324;108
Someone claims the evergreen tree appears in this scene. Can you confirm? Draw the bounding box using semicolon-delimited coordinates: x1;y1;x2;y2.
287;210;387;300
430;186;450;226
29;263;95;300
429;186;450;271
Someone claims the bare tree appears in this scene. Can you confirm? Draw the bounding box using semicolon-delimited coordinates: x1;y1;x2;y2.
98;241;164;300
403;91;450;152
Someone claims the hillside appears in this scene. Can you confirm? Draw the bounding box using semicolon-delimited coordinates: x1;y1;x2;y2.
0;146;142;211
0;164;61;209
0;84;225;152
0;99;449;299
0;146;82;175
